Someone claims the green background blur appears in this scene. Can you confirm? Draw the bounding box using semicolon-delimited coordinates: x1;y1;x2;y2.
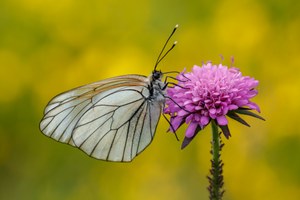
1;0;300;199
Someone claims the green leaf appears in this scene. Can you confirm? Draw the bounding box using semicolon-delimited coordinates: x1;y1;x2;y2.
235;108;265;121
227;111;250;127
219;125;231;139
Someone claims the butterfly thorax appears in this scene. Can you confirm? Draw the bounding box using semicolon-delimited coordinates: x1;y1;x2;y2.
147;70;166;103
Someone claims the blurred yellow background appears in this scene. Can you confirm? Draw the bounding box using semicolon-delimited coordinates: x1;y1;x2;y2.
1;0;300;199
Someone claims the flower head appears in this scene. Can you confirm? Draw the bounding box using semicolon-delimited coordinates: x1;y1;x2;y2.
164;62;264;148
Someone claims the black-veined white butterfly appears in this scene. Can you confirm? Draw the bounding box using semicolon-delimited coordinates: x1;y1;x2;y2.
40;25;179;162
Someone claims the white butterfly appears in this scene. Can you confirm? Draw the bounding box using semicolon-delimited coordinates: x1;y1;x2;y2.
39;25;178;162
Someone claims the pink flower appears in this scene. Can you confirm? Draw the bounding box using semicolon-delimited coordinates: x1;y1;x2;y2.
164;63;264;148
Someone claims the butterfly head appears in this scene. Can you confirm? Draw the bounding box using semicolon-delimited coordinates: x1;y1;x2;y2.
152;70;163;81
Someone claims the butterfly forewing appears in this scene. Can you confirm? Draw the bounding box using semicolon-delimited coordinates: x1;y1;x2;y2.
40;74;164;162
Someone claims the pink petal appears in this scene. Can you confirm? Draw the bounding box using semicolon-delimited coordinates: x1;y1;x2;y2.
183;100;193;106
200;116;210;126
185;122;198;138
170;117;184;132
178;110;188;117
195;106;202;110
235;99;248;106
192;97;201;102
216;115;228;125
228;104;238;110
209;108;216;114
185;114;194;123
248;102;261;112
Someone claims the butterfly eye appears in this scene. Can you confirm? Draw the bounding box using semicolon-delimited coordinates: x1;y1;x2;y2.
152;70;162;80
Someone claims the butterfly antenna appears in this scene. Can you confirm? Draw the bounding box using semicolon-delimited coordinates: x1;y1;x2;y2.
154;24;179;70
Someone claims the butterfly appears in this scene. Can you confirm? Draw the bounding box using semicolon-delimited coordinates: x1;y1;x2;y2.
39;25;179;162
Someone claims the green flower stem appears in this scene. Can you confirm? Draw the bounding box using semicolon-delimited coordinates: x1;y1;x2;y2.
208;120;224;200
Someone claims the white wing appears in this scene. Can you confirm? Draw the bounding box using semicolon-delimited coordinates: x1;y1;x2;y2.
40;75;163;162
